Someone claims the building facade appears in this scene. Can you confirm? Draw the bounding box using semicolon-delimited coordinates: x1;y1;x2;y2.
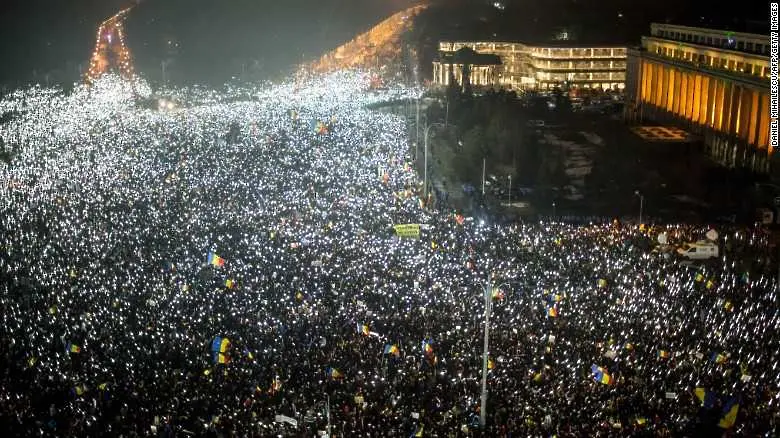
624;23;771;173
432;41;627;90
432;47;502;91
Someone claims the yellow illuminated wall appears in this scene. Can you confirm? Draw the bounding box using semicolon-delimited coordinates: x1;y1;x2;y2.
635;58;770;161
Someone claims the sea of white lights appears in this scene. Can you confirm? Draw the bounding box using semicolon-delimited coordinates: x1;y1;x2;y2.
0;71;777;436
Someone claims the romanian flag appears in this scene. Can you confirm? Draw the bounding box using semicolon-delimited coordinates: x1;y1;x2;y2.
357;323;370;336
547;305;559;318
718;396;740;429
384;344;400;356
491;288;505;300
67;342;81;353
73;384;86;396
243;348;255;361
431;241;439;250
327;367;343;379
694;387;717;409
212;336;230;364
591;364;613;385
411;424;424;437
724;301;733;311
487;357;495;370
421;340;434;356
207;251;225;268
657;350;670;359
711;352;728;364
695;273;704;283
225;278;236;289
598;278;608;288
532;370;543;382
548;293;563;303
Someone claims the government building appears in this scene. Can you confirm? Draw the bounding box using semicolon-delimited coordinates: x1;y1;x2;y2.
624;23;770;173
432;40;627;91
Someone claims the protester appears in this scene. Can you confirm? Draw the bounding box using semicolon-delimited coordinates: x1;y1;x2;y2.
0;72;777;437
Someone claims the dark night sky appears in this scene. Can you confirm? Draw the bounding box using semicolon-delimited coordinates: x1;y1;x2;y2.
0;0;768;86
0;0;419;84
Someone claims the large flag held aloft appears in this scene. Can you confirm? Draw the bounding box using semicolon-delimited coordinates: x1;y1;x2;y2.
384;344;400;356
211;336;230;364
711;352;728;364
421;339;434;356
207;251;225;268
694;387;717;409
453;213;465;225
591;364;613;385
357;323;370;336
718;396;740;429
327;367;343;379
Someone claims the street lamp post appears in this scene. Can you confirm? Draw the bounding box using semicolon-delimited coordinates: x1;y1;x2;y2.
507;175;512;206
416;96;421;148
635;190;644;225
423;122;449;199
482;158;486;196
479;272;491;427
326;394;331;438
480;275;511;427
552;201;556;219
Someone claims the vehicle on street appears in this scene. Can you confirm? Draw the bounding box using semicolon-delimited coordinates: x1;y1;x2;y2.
676;240;719;260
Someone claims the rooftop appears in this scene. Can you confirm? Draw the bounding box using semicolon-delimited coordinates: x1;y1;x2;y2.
436;47;502;65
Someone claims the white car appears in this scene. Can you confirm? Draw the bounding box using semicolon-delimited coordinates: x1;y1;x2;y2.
676;241;718;260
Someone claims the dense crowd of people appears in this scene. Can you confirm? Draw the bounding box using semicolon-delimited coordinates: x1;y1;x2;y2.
0;72;778;437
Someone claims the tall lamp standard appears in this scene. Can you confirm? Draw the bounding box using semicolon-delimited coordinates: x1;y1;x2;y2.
507;175;512;206
423;122;450;199
479;274;512;427
635;190;644;225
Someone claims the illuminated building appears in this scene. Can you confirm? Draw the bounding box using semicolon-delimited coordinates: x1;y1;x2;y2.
624;23;770;173
432;41;627;90
85;7;135;84
433;47;501;92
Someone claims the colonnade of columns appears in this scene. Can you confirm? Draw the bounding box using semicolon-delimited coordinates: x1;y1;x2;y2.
631;58;770;172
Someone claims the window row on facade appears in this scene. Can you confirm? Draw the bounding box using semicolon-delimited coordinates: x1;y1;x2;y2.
646;40;769;79
440;42;627;59
651;26;769;56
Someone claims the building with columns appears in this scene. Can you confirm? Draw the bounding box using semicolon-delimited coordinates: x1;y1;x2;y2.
432;47;502;91
432;41;627;90
624;23;771;173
